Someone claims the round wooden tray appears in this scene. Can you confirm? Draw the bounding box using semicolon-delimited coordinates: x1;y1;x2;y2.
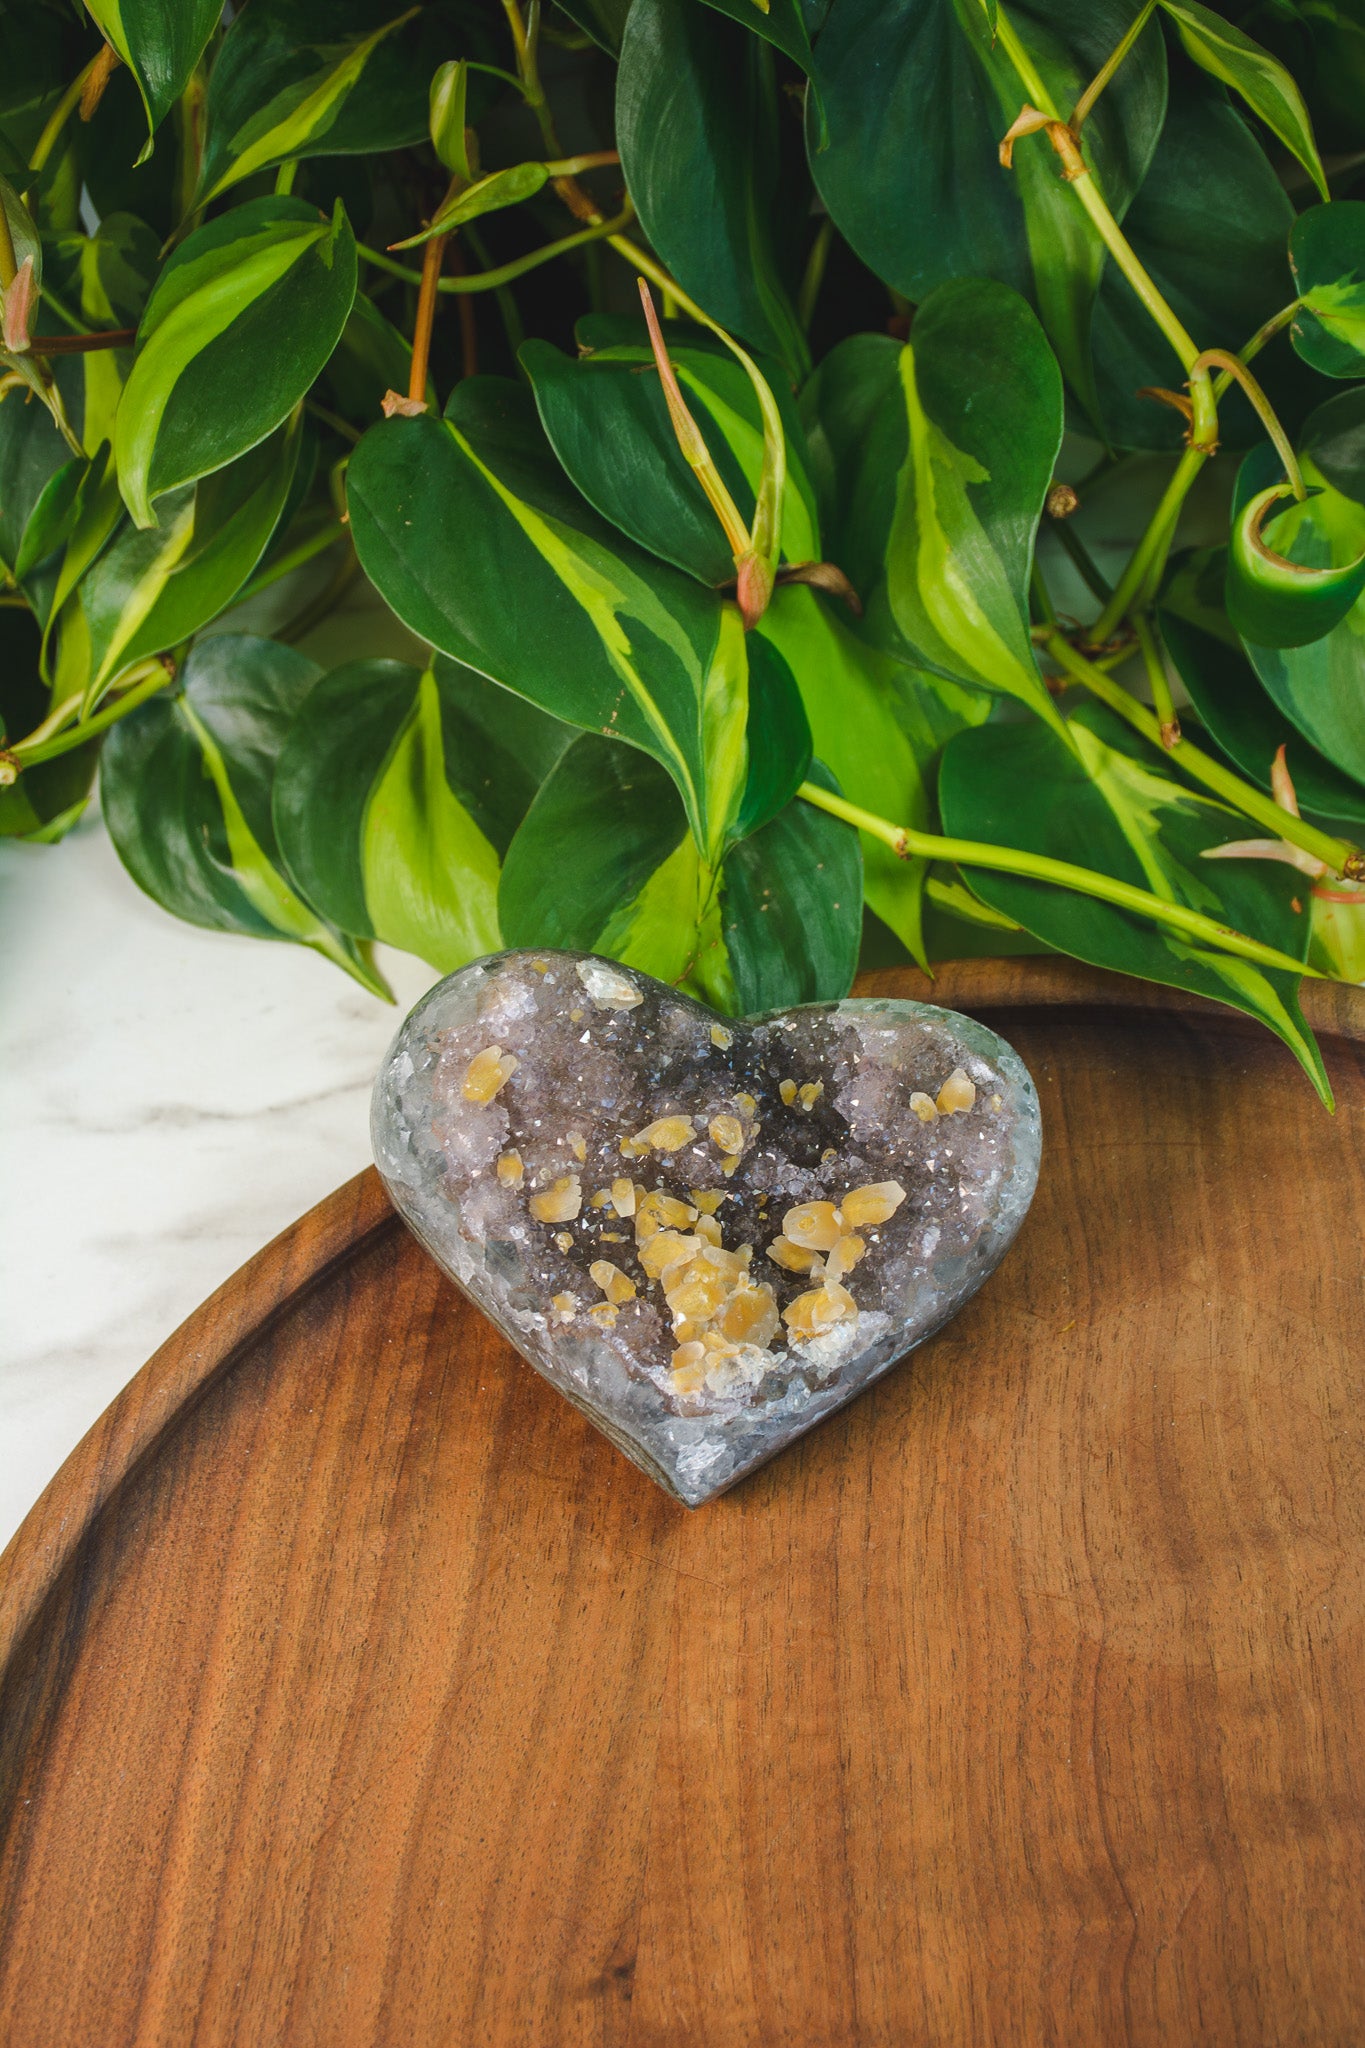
3;960;1364;2048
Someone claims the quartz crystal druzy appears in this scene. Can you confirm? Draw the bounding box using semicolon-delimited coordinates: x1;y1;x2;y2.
373;951;1041;1506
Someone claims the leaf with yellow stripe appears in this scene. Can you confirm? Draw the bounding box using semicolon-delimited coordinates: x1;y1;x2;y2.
84;0;223;156
273;655;573;974
196;1;427;206
940;700;1330;1104
59;418;299;713
347;378;751;867
101;633;387;993
803;281;1066;738
114;196;355;529
1159;0;1327;202
522;317;820;588
498;735;861;1012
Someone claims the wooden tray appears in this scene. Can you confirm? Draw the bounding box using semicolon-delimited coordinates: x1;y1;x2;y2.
3;960;1364;2048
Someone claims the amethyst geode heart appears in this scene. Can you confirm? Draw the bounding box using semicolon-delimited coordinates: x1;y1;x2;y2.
372;951;1040;1506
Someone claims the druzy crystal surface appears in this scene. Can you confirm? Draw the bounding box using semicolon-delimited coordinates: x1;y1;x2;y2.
373;950;1041;1506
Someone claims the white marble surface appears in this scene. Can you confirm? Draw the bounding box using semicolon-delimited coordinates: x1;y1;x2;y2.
0;813;438;1553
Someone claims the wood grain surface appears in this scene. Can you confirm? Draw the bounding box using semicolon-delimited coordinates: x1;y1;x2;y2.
2;959;1364;2048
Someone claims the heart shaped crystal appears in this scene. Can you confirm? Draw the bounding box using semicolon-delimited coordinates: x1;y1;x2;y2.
373;950;1041;1506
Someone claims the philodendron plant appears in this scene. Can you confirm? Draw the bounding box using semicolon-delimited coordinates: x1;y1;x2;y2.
2;0;1364;1102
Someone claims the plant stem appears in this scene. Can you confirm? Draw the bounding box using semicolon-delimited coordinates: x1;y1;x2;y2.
502;0;558;157
407;232;448;404
1044;631;1365;878
1052;516;1113;604
1029;558;1057;628
28;327;136;354
232;519;347;606
13;689;82;750
995;7;1200;375
1087;313;1303;643
1191;347;1305;496
795;778;1324;977
303;398;362;444
798;218;834;333
12;660;171;765
1133;611;1180;746
27;53;101;178
1071;0;1158;130
608;234;714;333
447;239;479;379
463;223;524;356
358;206;634;293
1239;299;1300;368
464;59;526;92
274;160;297;196
1056;133;1202;374
1088;447;1198;642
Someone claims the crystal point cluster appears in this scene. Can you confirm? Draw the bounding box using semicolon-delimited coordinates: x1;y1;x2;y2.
373;951;1041;1506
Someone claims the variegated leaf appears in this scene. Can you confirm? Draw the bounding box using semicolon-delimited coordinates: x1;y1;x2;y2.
60;418;299;711
197;2;425;205
802;281;1066;737
346;380;750;866
84;0;223;154
1159;0;1328;201
114;197;355;529
940;701;1329;1103
274;655;572;973
101;634;386;992
522;318;820;588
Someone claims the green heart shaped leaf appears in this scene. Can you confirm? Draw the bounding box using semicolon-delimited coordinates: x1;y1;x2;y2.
1160;582;1365;828
1158;0;1327;201
1290;201;1365;378
800;281;1066;736
756;582;989;966
65;418;299;709
521;324;819;588
616;0;809;378
499;734;708;986
274;653;571;971
732;629;813;842
196;1;426;206
115;196;356;528
722;765;863;1013
499;736;861;1012
101;632;386;992
807;0;1166;426
346;379;751;865
939;701;1329;1104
